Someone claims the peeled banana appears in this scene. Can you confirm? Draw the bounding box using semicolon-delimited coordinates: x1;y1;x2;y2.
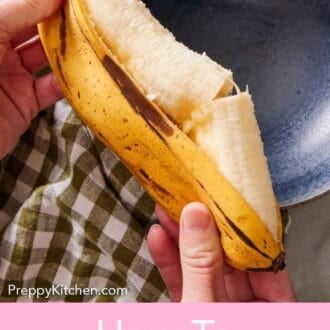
38;0;285;272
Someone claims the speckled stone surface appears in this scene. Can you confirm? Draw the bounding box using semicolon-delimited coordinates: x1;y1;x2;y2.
287;194;330;302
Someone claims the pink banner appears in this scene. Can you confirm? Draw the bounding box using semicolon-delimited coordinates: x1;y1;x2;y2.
0;303;328;330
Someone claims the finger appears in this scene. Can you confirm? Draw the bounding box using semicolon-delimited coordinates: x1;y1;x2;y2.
12;26;38;47
17;38;48;74
224;266;255;302
155;204;179;244
249;269;296;302
179;203;229;302
0;0;63;43
34;72;63;111
0;88;26;159
147;224;182;302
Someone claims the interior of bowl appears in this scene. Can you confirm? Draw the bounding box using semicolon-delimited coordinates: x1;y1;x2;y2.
145;0;330;207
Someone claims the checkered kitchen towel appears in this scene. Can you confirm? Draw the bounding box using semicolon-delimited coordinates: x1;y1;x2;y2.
0;100;168;302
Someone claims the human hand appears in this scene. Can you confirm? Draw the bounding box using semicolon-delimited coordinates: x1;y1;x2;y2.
0;0;63;159
147;202;296;302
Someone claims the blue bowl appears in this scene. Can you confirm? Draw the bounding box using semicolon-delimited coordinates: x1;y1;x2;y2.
146;0;330;208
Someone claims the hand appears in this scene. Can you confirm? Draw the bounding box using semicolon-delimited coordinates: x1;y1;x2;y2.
147;202;296;302
0;0;63;160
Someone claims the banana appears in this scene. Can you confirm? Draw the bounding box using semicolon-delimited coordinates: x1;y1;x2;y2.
38;0;285;272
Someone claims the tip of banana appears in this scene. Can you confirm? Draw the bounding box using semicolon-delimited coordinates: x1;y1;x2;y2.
272;252;286;273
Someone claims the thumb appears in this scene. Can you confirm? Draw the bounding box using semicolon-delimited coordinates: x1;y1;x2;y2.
179;203;229;302
0;0;62;42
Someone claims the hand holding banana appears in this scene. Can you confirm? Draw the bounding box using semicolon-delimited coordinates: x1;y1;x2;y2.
0;0;63;160
0;0;294;301
148;203;295;302
38;0;286;272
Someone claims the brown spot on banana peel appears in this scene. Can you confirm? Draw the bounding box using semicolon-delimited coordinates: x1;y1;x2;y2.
139;169;173;198
139;169;151;181
214;200;285;272
101;55;174;137
223;212;272;260
196;179;277;264
55;52;69;89
59;8;67;57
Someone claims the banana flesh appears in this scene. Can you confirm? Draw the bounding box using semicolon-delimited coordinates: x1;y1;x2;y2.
185;93;279;241
38;0;285;272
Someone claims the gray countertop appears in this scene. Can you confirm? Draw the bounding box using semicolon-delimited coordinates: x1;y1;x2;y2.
286;194;330;301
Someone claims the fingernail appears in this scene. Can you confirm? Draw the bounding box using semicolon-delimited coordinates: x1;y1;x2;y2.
146;221;160;234
182;204;211;230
